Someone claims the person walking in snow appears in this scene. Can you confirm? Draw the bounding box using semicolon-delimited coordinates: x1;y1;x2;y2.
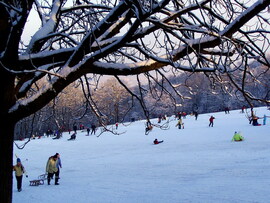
209;116;215;127
55;153;62;184
176;118;183;129
224;107;230;114
86;127;90;135
73;124;78;133
91;124;97;135
194;111;198;120
13;158;27;192
46;154;59;185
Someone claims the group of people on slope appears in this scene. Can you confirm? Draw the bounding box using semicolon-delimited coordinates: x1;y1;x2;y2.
13;152;62;192
86;124;97;135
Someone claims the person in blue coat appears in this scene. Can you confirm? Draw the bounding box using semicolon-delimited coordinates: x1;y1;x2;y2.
55;153;62;185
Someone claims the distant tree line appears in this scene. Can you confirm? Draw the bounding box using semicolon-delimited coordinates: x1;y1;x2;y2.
15;62;269;140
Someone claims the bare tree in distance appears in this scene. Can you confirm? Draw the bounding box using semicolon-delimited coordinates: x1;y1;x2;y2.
1;0;270;202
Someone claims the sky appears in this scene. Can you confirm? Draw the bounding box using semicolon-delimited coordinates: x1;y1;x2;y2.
12;106;270;203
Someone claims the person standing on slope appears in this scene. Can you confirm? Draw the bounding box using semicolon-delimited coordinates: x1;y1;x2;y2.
46;154;59;185
209;116;215;127
176;118;183;129
55;153;62;184
13;158;27;192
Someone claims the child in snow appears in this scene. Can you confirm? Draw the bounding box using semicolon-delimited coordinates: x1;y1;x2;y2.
13;158;27;192
153;139;163;145
263;114;269;125
55;153;62;184
232;131;244;142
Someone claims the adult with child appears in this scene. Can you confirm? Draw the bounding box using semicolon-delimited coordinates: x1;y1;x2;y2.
46;154;59;185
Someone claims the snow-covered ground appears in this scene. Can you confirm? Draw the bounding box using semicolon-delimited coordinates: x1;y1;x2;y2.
13;107;270;203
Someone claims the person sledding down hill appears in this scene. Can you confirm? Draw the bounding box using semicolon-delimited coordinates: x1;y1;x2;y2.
68;132;76;140
153;138;163;144
251;115;261;126
232;131;244;142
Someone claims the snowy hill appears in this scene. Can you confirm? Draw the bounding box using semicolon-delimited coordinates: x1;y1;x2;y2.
13;107;270;203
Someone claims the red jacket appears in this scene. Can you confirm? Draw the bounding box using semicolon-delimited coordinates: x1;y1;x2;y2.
209;116;215;122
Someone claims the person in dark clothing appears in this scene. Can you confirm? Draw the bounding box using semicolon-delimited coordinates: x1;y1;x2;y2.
91;124;96;135
153;139;163;145
53;130;61;139
145;120;153;134
158;115;162;123
86;128;90;135
194;111;198;120
73;125;77;133
252;116;261;126
224;107;230;114
68;133;76;140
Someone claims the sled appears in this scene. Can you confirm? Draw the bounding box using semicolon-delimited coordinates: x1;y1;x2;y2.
29;174;47;186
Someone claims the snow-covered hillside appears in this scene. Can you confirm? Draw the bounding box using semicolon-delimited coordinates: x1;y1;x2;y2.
13;107;270;203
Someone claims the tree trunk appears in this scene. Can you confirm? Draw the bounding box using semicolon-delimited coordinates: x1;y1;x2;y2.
0;120;15;203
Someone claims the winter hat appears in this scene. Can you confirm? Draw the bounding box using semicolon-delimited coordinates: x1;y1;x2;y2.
17;158;21;163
